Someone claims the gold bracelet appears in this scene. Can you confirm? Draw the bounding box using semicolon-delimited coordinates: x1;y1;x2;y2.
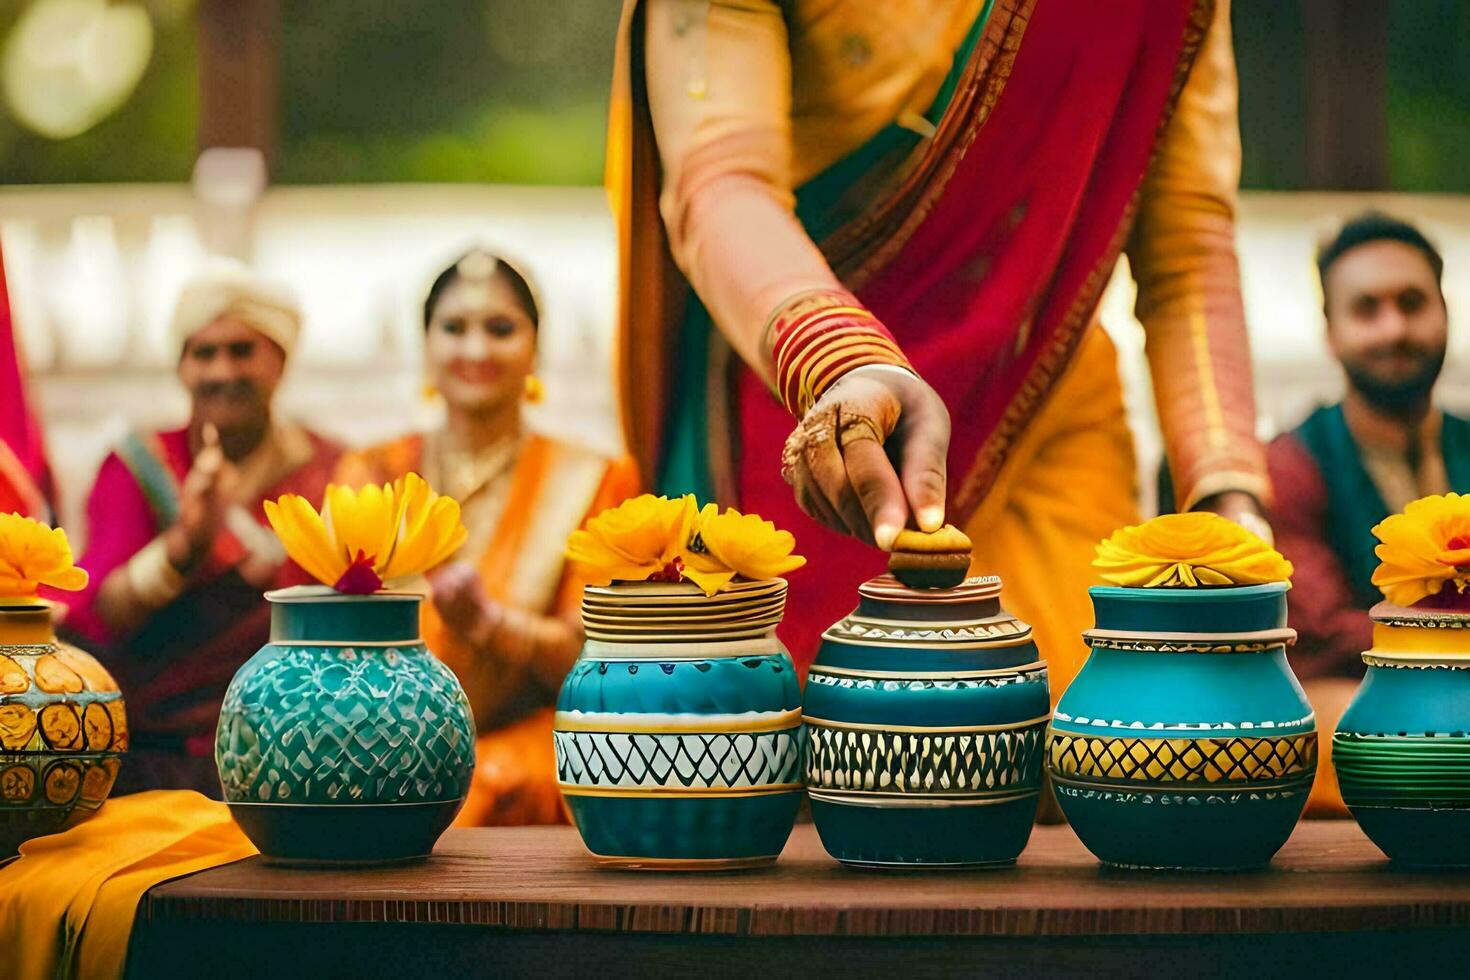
768;288;913;417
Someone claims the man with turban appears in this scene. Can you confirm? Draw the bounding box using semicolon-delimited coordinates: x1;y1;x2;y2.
65;259;341;796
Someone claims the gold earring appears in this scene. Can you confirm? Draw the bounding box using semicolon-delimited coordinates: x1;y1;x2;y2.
523;375;545;404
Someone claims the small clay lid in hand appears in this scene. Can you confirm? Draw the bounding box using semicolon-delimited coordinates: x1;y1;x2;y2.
888;524;973;589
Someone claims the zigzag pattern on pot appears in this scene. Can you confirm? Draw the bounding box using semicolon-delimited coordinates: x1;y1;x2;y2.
804;722;1046;795
216;646;475;805
1047;731;1317;784
555;729;802;789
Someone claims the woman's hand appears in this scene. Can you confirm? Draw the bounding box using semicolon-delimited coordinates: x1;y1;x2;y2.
428;561;503;650
781;365;951;550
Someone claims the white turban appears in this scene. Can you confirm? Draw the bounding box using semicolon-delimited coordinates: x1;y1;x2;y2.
170;259;302;358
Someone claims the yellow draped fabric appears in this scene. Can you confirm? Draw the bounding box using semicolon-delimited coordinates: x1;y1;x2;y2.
1301;677;1355;817
0;791;255;980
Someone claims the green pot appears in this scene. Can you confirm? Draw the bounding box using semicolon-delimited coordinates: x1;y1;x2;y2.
215;587;475;866
1335;603;1470;867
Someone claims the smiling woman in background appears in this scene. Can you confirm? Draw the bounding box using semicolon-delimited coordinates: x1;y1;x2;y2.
337;249;638;826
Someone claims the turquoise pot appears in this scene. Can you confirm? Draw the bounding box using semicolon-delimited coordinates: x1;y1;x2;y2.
1336;604;1470;867
554;578;802;870
1048;584;1316;870
215;587;476;865
803;576;1049;868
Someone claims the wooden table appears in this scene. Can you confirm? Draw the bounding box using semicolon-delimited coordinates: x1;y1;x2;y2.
132;822;1470;978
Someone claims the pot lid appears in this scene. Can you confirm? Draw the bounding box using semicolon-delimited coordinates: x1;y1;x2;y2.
823;574;1031;648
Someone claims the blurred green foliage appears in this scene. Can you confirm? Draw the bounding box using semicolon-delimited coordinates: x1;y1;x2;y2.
1385;0;1470;193
1235;0;1470;192
1234;0;1306;190
0;0;199;183
275;0;619;184
0;0;1466;191
0;0;618;185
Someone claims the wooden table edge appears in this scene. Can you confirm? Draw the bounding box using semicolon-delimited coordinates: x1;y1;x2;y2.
138;823;1470;939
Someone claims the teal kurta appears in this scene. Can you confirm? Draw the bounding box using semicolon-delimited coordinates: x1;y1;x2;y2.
1293;403;1470;608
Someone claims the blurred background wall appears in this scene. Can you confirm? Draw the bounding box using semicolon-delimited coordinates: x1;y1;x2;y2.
1;0;1468;540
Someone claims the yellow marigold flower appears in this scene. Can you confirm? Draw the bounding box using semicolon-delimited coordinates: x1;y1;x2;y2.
683;503;805;595
0;513;88;600
566;494;698;587
264;473;467;593
1371;493;1470;607
1094;512;1292;588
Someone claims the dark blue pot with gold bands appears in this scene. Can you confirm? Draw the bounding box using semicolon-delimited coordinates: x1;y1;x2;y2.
1048;583;1316;870
1335;604;1470;867
554;578;802;870
803;575;1049;868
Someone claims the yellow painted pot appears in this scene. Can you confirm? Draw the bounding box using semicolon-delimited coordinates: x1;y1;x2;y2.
0;601;127;854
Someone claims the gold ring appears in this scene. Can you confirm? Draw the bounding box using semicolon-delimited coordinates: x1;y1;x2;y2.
837;414;884;449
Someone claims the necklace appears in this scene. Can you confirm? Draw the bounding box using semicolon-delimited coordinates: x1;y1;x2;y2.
432;430;522;505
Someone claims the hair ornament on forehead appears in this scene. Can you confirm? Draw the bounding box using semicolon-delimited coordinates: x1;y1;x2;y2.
455;250;500;282
422;245;542;329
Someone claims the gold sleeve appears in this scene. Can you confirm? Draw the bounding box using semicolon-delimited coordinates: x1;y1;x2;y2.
1126;0;1271;509
643;0;841;376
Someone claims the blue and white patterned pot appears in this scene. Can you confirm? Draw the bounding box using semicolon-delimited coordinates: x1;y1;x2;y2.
554;578;802;870
215;587;476;865
1048;584;1317;870
803;575;1049;868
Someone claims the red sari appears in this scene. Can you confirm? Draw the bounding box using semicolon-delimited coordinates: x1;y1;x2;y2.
743;1;1210;662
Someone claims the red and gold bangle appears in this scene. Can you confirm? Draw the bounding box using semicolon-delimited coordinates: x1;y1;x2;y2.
767;288;913;417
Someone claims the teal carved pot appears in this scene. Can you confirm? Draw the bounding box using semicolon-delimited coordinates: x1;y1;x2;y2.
0;602;127;855
554;578;802;870
215;587;475;865
1336;604;1470;867
803;575;1048;868
1048;584;1317;870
